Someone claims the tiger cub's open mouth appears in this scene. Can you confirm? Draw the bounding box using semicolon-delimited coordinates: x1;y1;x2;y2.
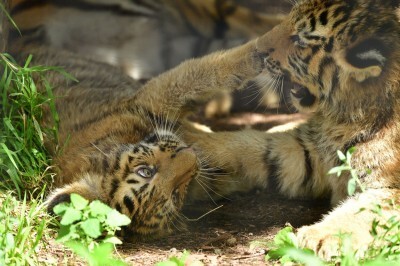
291;82;316;107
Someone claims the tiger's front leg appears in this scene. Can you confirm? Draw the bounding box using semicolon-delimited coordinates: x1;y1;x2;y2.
182;122;331;201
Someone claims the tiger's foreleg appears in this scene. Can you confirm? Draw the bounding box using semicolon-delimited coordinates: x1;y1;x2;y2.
183;123;331;201
131;40;264;118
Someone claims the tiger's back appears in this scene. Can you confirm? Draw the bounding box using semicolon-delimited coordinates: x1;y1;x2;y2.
10;0;284;80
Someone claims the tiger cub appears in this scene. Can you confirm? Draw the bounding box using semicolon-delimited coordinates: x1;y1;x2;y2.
182;0;400;259
10;34;266;237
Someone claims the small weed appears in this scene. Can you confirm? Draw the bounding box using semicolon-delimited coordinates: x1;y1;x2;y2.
53;193;131;265
264;227;324;265
328;147;366;196
364;202;400;262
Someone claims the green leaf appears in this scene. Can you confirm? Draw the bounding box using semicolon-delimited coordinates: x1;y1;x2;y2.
70;193;89;210
90;243;128;266
337;150;346;161
53;202;70;215
347;178;357;196
60;208;82;225
106;209;131;228
272;227;297;248
284;248;324;266
89;200;112;217
81;218;102;239
57;225;79;243
103;236;123;245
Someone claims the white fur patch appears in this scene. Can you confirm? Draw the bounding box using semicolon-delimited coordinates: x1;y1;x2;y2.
357;49;386;65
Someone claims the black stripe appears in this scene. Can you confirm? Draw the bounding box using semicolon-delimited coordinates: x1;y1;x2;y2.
115;203;122;213
328;67;340;99
213;0;231;39
11;0;48;15
127;179;140;184
309;15;316;32
123;195;135;213
319;10;328;26
324;37;334;53
332;14;350;30
304;35;322;41
112;148;126;172
139;183;149;194
109;178;120;199
122;164;131;180
288;56;303;76
295;131;313;188
317;56;334;76
102;155;110;173
264;145;281;191
148;186;155;199
311;45;321;54
12;0;155;17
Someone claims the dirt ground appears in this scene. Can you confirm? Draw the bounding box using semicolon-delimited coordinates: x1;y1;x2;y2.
122;192;330;265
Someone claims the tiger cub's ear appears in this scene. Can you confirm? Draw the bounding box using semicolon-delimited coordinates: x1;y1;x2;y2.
343;38;389;82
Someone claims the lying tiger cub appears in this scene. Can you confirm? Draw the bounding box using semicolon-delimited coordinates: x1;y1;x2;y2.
10;41;264;238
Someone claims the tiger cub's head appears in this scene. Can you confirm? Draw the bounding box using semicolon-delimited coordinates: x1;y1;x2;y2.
256;0;400;116
47;130;198;237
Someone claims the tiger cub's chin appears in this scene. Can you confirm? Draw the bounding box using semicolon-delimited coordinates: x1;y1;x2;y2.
46;131;199;237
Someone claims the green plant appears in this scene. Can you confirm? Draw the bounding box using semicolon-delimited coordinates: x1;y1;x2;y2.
328;147;366;196
53;193;131;265
364;202;400;263
264;227;324;266
0;192;52;265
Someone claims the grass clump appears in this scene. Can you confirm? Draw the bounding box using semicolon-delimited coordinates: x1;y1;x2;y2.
0;53;73;198
0;192;52;265
0;52;130;264
0;52;69;265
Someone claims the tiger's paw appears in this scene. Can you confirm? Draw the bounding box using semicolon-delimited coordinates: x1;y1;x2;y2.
296;223;370;260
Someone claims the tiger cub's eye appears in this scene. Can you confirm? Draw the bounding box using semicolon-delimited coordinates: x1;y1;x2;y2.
136;166;156;178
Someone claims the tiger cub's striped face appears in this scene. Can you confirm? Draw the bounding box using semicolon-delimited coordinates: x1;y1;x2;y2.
106;131;198;237
256;0;399;113
48;131;198;237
